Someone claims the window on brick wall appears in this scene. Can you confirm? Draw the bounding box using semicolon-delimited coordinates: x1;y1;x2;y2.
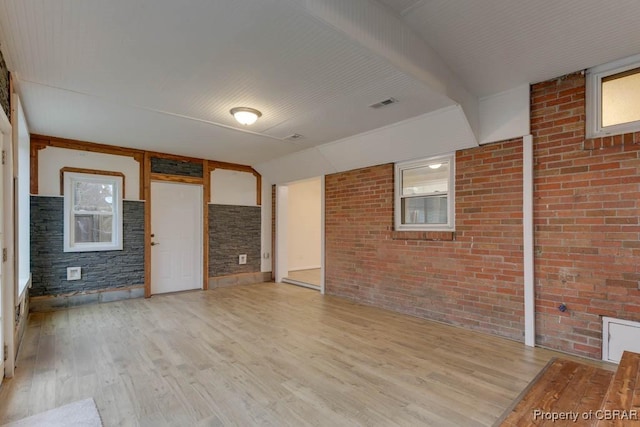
394;154;455;231
63;171;123;252
587;53;640;138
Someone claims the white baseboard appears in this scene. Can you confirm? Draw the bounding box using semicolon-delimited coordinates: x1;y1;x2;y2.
288;265;321;272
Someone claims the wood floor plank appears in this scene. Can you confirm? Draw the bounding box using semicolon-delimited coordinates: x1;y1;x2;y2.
597;351;640;427
0;283;615;426
497;359;615;427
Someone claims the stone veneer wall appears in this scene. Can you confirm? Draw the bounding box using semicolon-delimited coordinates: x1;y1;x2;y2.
150;157;203;177
0;48;10;121
30;197;145;296
209;204;261;276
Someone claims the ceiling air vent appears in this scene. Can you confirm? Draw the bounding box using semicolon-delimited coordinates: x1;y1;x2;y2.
369;97;398;109
284;133;304;141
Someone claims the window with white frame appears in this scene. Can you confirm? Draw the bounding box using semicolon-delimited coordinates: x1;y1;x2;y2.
587;53;640;138
394;154;455;231
63;172;123;252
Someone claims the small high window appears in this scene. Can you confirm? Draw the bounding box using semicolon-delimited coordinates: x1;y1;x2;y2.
394;154;455;231
63;171;123;252
587;54;640;138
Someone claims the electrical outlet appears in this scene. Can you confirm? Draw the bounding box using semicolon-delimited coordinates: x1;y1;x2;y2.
239;254;247;265
67;267;81;281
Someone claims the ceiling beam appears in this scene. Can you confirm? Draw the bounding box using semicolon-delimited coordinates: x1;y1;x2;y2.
295;0;480;141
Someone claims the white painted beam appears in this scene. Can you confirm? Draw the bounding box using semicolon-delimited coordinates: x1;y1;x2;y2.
275;185;289;283
256;106;477;185
296;0;479;139
523;134;535;347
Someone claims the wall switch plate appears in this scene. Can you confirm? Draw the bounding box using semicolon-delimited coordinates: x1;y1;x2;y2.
67;267;81;281
239;254;247;265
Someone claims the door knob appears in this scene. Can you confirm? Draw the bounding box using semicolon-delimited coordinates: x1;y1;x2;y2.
151;242;160;246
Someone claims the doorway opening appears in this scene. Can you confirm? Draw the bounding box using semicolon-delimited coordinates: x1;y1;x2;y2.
275;177;324;292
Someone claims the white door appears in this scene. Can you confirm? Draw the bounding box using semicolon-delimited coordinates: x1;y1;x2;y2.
150;182;203;294
0;131;4;385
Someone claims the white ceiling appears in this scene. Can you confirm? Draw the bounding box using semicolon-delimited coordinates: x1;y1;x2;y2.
1;0;640;166
379;0;640;97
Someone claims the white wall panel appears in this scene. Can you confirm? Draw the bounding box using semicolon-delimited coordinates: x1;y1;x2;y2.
38;146;141;199
319;105;476;172
16;96;30;295
479;84;530;145
210;169;256;206
255;147;337;186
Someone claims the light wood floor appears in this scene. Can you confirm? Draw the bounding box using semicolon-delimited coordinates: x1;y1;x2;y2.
0;283;613;426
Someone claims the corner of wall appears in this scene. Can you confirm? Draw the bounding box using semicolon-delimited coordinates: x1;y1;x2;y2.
479;84;530;145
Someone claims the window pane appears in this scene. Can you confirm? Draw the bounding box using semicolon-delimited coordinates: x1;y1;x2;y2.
402;161;449;196
73;181;114;213
74;214;113;243
402;195;448;225
602;67;640;127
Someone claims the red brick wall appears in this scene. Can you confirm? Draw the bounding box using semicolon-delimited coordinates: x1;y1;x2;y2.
532;73;640;358
325;140;526;341
324;71;640;359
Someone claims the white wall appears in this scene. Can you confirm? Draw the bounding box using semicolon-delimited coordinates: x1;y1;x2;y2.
256;105;478;185
287;177;321;271
210;169;256;206
38;146;141;200
16;96;30;295
479;84;530;144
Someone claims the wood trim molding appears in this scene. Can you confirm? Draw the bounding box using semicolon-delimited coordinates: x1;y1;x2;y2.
30;134;144;196
149;172;203;185
59;167;126;198
253;170;262;206
143;152;152;298
30;137;48;194
202;160;211;290
147;151;206;165
31;134;145;159
208;160;255;174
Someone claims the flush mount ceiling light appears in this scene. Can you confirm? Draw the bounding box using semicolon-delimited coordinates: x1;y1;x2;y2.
428;163;442;169
230;107;262;126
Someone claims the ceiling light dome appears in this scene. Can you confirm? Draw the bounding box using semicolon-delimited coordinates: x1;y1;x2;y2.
230;107;262;125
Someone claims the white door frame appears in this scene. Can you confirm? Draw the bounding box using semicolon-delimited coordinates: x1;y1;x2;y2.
275;185;288;284
275;176;325;294
150;180;203;295
0;107;14;380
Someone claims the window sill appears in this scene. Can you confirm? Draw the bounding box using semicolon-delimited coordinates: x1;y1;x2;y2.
391;230;455;241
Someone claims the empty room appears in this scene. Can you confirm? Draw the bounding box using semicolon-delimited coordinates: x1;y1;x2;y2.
1;1;640;426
